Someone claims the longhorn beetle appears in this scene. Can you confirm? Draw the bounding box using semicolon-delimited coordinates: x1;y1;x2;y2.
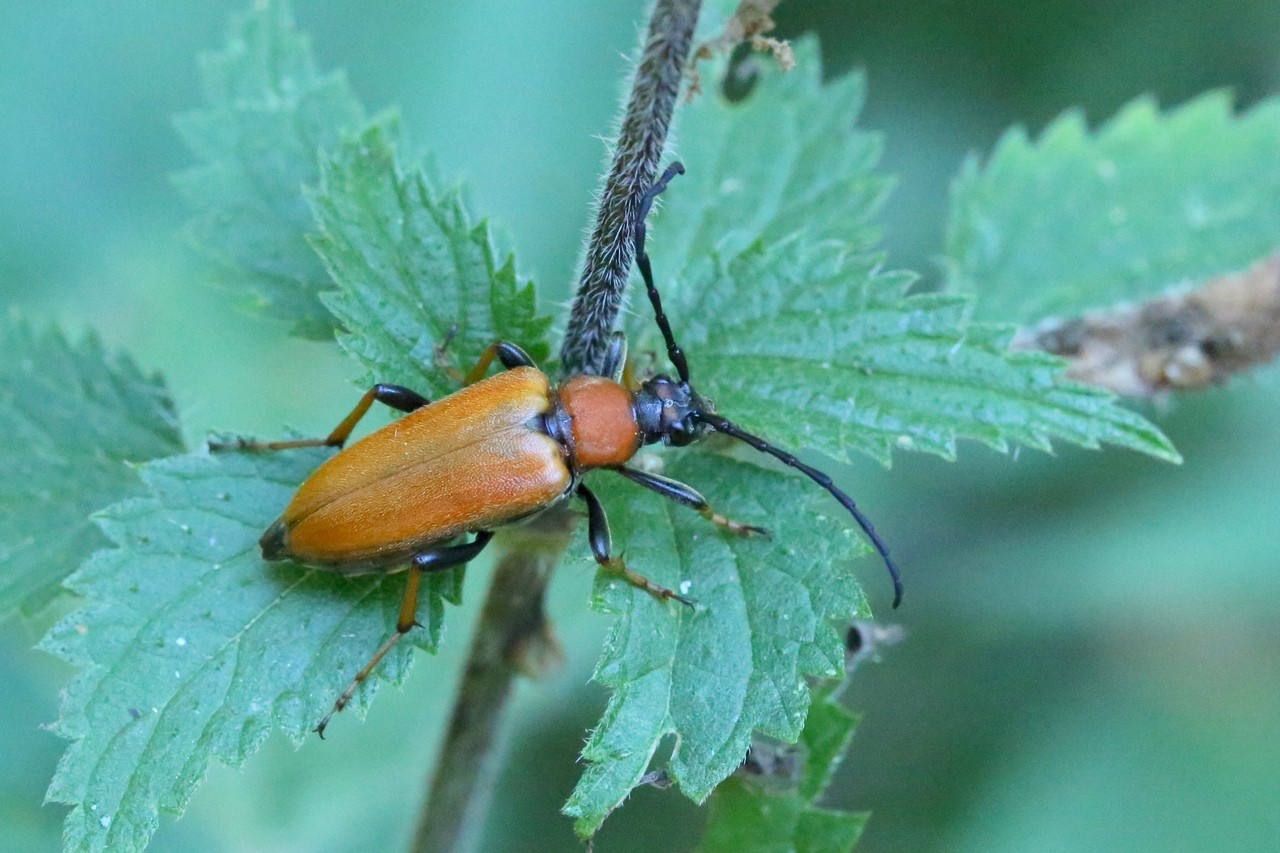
234;162;901;736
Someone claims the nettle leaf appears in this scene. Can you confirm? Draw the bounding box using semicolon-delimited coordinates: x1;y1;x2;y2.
0;319;181;621
41;448;461;853
948;92;1280;324
700;687;867;853
311;121;554;397
563;454;868;835
173;0;364;339
637;42;1178;465
679;239;1180;464
648;43;888;283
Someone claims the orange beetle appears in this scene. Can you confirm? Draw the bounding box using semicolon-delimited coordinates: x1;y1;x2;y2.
238;163;900;736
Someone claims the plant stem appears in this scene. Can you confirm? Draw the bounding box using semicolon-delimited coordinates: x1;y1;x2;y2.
409;512;574;853
409;4;701;848
560;0;703;377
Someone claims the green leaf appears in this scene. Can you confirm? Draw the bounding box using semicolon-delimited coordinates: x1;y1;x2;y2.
40;448;461;853
682;239;1179;464
699;687;867;853
311;121;554;397
948;92;1280;324
562;454;868;835
647;48;888;285
0;318;182;621
173;0;365;339
639;41;1179;466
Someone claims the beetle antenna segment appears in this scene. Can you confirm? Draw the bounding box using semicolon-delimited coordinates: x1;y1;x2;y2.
696;412;904;608
634;161;690;384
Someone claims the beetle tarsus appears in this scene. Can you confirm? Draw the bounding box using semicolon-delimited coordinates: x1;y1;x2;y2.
604;557;695;609
697;411;904;608
578;481;695;608
699;507;771;539
208;434;275;453
314;536;494;738
613;465;769;540
313;624;412;739
634;162;691;384
433;322;462;379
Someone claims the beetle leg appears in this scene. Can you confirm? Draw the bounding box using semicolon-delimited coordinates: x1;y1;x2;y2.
613;465;771;538
463;341;537;385
213;384;431;453
411;530;495;573
314;531;494;738
577;482;694;608
599;332;629;384
430;323;465;381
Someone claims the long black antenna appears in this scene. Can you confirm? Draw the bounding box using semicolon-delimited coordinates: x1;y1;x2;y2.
635;162;904;608
634;161;690;383
697;412;904;609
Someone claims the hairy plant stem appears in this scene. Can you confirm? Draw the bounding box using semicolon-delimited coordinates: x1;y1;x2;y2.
560;0;703;377
410;511;574;853
409;2;701;849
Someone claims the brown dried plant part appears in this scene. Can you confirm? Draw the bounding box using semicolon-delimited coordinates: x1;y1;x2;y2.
1015;254;1280;397
687;0;794;100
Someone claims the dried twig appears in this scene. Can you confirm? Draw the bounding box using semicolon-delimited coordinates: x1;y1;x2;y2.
1017;253;1280;397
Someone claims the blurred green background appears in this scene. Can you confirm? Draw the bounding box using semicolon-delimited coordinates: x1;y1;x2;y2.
3;1;1280;850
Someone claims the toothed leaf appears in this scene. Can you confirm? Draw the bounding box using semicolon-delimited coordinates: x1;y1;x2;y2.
41;448;460;853
311;121;553;397
949;92;1280;323
563;455;867;836
700;687;867;853
0;318;181;622
174;0;365;338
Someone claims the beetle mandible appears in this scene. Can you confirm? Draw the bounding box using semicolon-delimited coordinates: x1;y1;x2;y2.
236;162;901;736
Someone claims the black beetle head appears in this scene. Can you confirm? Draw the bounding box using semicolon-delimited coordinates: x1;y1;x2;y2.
635;375;713;447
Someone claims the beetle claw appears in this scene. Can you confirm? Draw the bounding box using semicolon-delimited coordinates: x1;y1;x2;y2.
206;435;246;453
669;590;696;609
605;557;697;609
